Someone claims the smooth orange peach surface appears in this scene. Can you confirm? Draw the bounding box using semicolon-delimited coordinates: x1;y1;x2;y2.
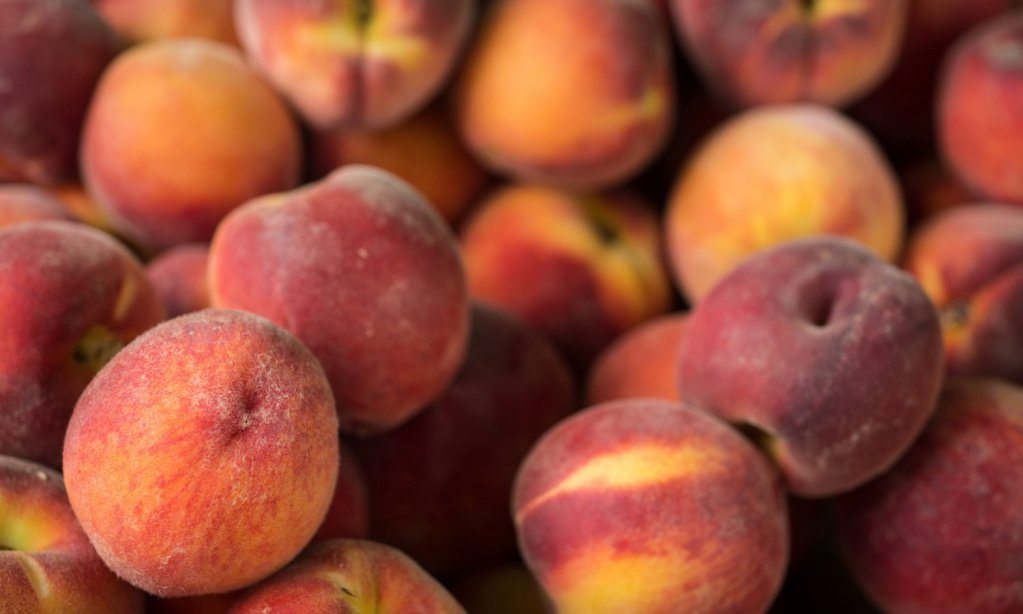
312;105;490;223
0;184;74;229
462;184;671;370
145;244;211;318
837;378;1023;613
939;12;1023;205
228;539;465;613
514;399;788;613
0;221;164;467
236;0;474;129
82;38;302;250
677;238;944;497
63;309;340;597
672;0;908;108
0;455;144;613
904;204;1023;383
457;0;675;189
210;165;469;434
586;313;687;406
94;0;238;45
667;104;903;302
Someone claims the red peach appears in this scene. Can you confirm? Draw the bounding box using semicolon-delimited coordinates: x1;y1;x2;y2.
586;313;687;406
145;244;211;318
0;184;74;230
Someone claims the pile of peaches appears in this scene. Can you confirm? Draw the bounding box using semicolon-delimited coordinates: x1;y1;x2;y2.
1;0;1022;612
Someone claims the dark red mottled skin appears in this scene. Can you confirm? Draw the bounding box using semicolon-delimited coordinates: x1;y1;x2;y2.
0;184;74;229
513;400;788;613
0;221;164;467
63;309;340;597
312;441;370;543
209;165;470;435
837;378;1023;613
0;0;119;184
228;540;465;613
677;238;944;497
146;243;212;318
586;313;687;405
0;455;144;613
351;304;575;576
939;13;1023;205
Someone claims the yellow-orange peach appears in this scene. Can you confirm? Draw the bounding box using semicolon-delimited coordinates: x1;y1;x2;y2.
514;399;788;613
229;540;465;613
667;104;904;302
672;0;909;108
94;0;238;45
456;0;675;189
235;0;474;129
63;309;340;596
586;313;687;406
81;38;302;250
311;105;490;223
462;184;671;370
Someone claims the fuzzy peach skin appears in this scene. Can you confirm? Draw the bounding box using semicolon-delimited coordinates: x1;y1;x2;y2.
93;0;238;45
0;456;144;613
586;313;687;406
351;304;575;576
228;539;465;613
62;309;340;597
81;38;302;251
513;399;788;613
671;0;908;108
939;12;1023;206
903;204;1023;384
456;0;675;189
0;221;164;467
312;441;370;543
678;238;945;497
312;105;491;223
449;564;552;614
667;104;904;302
0;184;74;229
146;244;211;318
209;165;469;434
461;184;671;370
851;0;1013;152
0;0;119;185
836;378;1023;613
235;0;473;129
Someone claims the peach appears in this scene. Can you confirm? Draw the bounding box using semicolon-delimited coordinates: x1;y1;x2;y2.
351;304;575;576
312;442;370;543
586;313;687;406
63;309;341;597
903;204;1023;383
0;221;164;467
666;104;904;302
0;0;119;185
514;399;788;613
81;38;302;251
94;0;238;45
235;0;474;129
0;184;74;229
311;105;491;223
209;165;469;434
461;184;671;370
146;244;211;318
456;0;675;189
836;378;1023;613
939;12;1023;205
229;539;465;613
852;0;1013;152
449;564;552;614
0;455;144;613
50;182;118;234
671;0;909;108
677;238;944;497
